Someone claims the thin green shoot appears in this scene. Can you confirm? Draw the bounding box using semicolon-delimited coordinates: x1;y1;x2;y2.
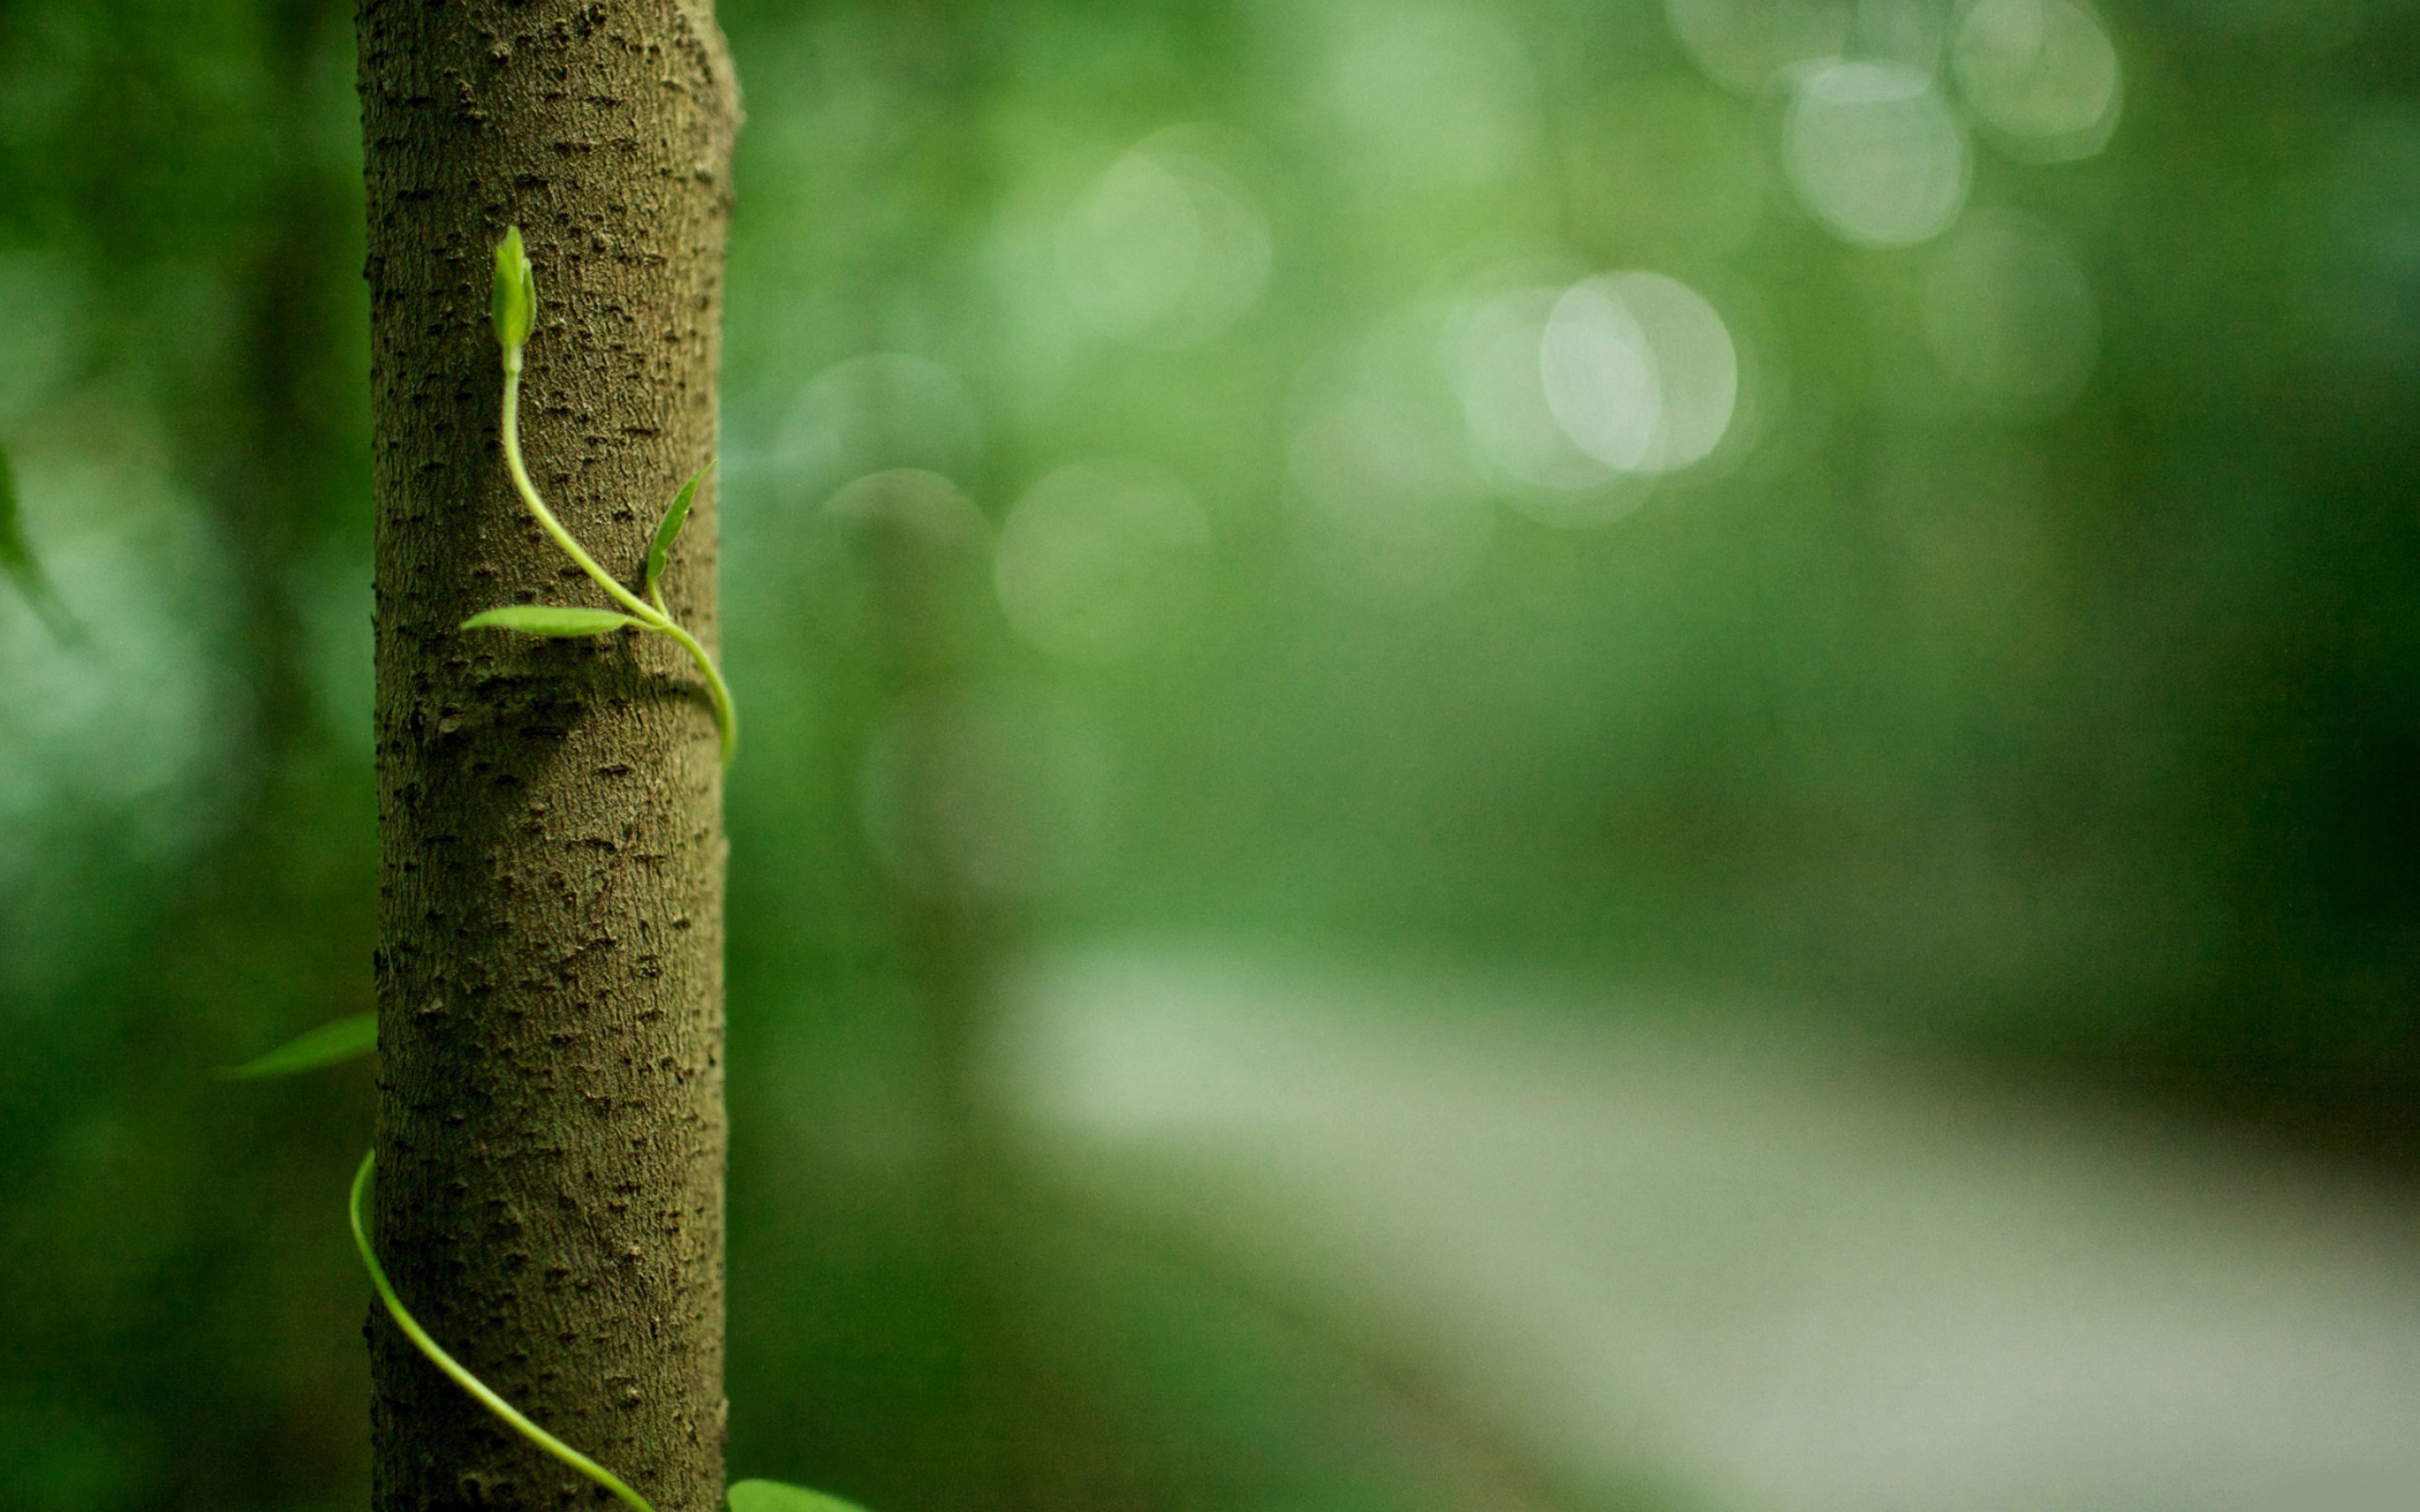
467;226;738;764
350;1151;660;1512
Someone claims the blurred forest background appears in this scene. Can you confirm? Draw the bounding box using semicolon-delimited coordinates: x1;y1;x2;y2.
4;0;2419;1509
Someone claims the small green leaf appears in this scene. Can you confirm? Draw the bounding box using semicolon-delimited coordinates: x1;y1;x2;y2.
644;462;712;601
728;1482;869;1512
218;1012;377;1079
462;605;643;637
0;441;78;644
492;226;535;354
0;441;28;579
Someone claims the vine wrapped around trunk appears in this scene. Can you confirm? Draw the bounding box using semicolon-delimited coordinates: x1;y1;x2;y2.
357;3;740;1509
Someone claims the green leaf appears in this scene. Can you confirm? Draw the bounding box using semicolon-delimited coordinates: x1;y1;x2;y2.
728;1482;869;1512
462;605;643;637
218;1012;376;1079
644;462;712;601
492;225;535;354
0;441;78;644
0;441;27;579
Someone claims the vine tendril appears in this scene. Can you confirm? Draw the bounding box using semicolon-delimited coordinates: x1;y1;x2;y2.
350;1150;660;1512
467;225;739;764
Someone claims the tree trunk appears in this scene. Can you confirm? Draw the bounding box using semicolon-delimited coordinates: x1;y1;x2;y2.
358;5;739;1509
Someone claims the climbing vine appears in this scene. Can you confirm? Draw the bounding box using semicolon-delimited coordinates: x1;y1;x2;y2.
226;231;849;1512
466;226;739;764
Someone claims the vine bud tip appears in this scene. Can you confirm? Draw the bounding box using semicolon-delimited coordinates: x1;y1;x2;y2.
492;226;535;354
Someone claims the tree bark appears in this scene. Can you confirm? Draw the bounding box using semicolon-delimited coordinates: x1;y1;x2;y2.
358;5;739;1509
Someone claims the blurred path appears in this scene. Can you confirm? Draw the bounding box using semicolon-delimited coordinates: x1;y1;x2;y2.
992;947;2420;1512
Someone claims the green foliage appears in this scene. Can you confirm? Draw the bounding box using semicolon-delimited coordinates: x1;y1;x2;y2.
728;1479;871;1512
330;233;760;1512
215;1013;375;1079
0;441;78;644
467;228;738;763
647;464;712;606
13;3;2420;1509
461;604;645;638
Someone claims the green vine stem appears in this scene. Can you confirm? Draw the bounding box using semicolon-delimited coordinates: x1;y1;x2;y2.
324;230;857;1512
350;1150;660;1512
469;226;739;764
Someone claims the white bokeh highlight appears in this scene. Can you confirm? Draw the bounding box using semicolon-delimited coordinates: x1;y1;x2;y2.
1953;0;2123;164
1605;272;1741;474
1541;281;1662;475
1055;134;1272;349
1540;274;1740;479
1784;60;1972;248
1458;285;1625;495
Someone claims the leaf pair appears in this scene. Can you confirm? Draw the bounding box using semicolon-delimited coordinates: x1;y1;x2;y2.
466;227;737;761
457;461;707;635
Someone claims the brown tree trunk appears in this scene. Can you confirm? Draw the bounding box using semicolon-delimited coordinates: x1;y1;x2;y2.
358;4;739;1509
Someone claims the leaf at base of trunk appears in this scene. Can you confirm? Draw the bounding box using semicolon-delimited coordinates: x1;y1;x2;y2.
727;1481;871;1512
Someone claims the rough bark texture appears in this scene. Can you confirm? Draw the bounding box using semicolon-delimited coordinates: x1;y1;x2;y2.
358;4;739;1509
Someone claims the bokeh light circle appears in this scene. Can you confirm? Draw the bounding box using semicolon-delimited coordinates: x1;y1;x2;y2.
1055;139;1272;349
1610;272;1740;473
1783;60;1971;249
1952;0;2123;164
1288;314;1495;604
1540;281;1660;474
1666;0;1855;96
1539;273;1739;482
780;353;983;496
995;459;1211;663
1459;286;1622;493
1330;5;1539;186
1923;210;2100;412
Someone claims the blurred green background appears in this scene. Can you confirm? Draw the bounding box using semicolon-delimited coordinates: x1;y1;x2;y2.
5;1;2420;1509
